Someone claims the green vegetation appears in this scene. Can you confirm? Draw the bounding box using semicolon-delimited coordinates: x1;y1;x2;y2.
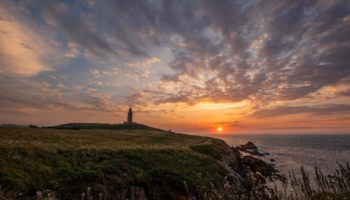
0;127;230;199
1;127;348;200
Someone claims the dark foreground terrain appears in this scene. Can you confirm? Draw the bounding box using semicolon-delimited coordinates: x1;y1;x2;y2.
1;126;349;200
0;126;239;199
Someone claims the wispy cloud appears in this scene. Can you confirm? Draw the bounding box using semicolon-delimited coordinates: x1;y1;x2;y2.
0;5;53;77
41;1;118;58
251;104;350;118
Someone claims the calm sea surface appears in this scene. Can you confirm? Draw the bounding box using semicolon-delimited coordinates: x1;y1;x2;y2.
202;134;350;178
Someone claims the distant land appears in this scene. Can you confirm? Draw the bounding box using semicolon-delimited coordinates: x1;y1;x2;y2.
48;122;165;131
0;124;26;128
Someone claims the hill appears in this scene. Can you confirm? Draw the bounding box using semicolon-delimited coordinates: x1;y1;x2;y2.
0;127;240;199
48;122;164;131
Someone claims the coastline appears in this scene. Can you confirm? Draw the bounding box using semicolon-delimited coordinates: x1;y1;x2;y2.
0;127;265;199
1;127;349;199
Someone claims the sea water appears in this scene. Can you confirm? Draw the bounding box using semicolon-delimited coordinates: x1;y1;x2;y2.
204;134;350;180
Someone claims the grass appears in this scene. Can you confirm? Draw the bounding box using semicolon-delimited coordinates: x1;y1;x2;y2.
2;127;348;199
0;127;208;150
0;127;230;200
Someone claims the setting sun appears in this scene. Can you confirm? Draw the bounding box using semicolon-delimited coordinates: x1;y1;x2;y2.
217;127;223;131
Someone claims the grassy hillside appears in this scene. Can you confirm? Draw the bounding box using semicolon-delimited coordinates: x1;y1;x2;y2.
49;123;165;131
0;127;232;199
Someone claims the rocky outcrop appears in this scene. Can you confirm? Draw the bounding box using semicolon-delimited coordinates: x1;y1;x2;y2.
241;156;277;176
218;139;246;190
248;149;268;156
229;144;280;185
235;142;269;156
236;141;258;150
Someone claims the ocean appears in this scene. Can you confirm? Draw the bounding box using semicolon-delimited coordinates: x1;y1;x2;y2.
203;134;350;181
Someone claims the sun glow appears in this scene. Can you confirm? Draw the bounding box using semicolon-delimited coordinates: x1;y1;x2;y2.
217;127;223;131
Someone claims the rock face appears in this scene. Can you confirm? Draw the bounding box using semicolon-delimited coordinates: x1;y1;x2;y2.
235;141;269;156
248;149;267;156
219;139;246;190
241;156;277;176
237;141;257;150
230;145;279;185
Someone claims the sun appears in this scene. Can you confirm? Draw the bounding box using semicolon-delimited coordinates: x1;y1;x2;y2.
217;127;223;131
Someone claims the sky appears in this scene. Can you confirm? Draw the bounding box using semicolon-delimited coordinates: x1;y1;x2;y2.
1;0;350;134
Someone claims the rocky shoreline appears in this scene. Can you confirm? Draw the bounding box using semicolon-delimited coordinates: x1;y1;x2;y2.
235;141;270;157
0;127;287;200
227;141;285;186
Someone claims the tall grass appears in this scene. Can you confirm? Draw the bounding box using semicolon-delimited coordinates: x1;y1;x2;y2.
182;163;349;200
1;162;349;199
282;163;350;200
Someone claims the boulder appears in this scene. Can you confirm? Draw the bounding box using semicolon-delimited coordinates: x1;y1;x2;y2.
235;142;270;156
236;141;257;150
249;149;264;156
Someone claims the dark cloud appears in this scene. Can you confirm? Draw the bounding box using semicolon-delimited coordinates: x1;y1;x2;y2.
161;74;181;82
38;0;117;58
339;89;350;97
251;104;350;119
213;121;239;125
81;95;121;112
0;86;121;114
0;91;80;111
124;91;155;107
20;43;37;52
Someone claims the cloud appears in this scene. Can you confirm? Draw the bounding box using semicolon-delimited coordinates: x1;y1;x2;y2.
1;0;350;130
0;82;121;115
113;66;154;80
251;104;350;118
124;57;161;67
11;0;349;105
72;85;83;91
64;42;79;58
146;0;350;106
81;95;121;113
0;87;78;112
0;5;53;77
339;89;350;97
124;92;149;107
89;69;101;78
40;1;117;58
213;121;239;125
56;83;68;89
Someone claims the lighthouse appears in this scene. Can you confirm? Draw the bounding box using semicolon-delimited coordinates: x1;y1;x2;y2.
127;107;133;123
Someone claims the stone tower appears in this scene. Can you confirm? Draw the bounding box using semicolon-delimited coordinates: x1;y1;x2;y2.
127;107;133;123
